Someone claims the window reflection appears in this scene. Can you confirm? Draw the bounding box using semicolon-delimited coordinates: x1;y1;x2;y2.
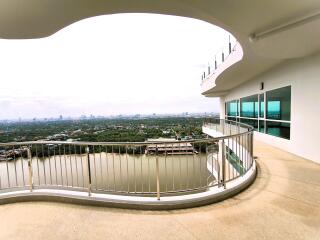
228;117;237;122
225;85;291;140
240;118;258;131
259;94;264;118
240;95;258;118
266;121;290;139
227;100;238;116
259;120;265;133
266;86;291;121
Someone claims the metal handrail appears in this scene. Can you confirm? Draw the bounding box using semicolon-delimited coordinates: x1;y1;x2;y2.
0;119;255;202
201;35;239;84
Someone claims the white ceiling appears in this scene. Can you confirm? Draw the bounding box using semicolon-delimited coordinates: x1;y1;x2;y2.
1;0;319;96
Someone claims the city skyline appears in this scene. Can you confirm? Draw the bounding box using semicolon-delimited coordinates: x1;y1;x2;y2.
1;111;219;122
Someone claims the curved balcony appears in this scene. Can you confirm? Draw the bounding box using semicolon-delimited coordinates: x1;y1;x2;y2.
201;36;244;96
0;119;256;209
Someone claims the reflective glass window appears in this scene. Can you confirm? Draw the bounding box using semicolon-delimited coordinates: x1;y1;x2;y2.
227;100;238;116
240;95;258;118
228;117;237;122
259;94;265;118
259;120;265;133
266;86;291;121
237;100;240;116
240;118;258;131
266;121;290;139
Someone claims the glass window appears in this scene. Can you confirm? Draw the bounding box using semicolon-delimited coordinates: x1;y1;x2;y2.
228;101;238;116
240;118;258;131
255;101;259;118
227;100;237;116
228;117;237;122
266;121;290;139
266;86;291;121
259;120;265;133
237;100;240;116
259;94;264;118
240;95;258;118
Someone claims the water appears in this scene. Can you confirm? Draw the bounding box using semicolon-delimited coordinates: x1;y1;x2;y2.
0;153;213;195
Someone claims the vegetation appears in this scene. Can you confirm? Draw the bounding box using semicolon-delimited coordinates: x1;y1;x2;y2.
0;117;207;143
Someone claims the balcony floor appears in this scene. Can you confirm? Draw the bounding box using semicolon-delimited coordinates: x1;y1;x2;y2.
0;140;319;240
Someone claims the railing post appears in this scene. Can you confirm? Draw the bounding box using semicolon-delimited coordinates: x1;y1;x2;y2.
229;35;232;54
86;146;92;196
156;145;160;200
221;140;226;189
222;120;225;135
251;132;254;167
215;56;217;69
27;146;33;192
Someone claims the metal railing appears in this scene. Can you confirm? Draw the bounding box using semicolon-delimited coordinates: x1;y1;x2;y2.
201;35;238;84
0;119;254;201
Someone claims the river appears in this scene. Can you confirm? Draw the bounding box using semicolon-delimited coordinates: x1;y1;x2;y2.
0;153;213;195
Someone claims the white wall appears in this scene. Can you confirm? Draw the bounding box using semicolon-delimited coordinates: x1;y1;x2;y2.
222;52;320;164
219;96;225;119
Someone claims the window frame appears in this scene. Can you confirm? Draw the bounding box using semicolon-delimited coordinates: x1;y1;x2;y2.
224;85;291;140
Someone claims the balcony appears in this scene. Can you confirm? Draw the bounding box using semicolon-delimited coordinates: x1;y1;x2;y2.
0;119;256;209
1;138;319;239
201;36;244;96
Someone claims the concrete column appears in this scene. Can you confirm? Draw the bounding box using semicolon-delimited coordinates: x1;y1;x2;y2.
219;97;226;119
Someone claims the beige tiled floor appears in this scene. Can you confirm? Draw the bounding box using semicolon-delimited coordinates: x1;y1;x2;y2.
0;140;319;240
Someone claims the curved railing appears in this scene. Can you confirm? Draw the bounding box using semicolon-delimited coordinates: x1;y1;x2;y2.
0;119;256;209
201;35;238;84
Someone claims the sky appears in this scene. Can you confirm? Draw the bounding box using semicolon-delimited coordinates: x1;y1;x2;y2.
0;13;229;120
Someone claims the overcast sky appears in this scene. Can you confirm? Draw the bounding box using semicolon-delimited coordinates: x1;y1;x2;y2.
0;13;228;120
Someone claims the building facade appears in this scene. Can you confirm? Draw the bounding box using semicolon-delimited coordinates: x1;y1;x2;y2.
218;53;320;163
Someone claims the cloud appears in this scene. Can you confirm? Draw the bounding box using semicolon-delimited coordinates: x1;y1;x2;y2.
0;13;228;119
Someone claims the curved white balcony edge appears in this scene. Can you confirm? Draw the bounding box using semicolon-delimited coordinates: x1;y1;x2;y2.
201;42;244;95
0;161;256;210
0;120;256;210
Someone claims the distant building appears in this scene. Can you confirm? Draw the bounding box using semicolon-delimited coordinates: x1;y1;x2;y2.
145;138;196;155
162;130;171;134
71;129;83;135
